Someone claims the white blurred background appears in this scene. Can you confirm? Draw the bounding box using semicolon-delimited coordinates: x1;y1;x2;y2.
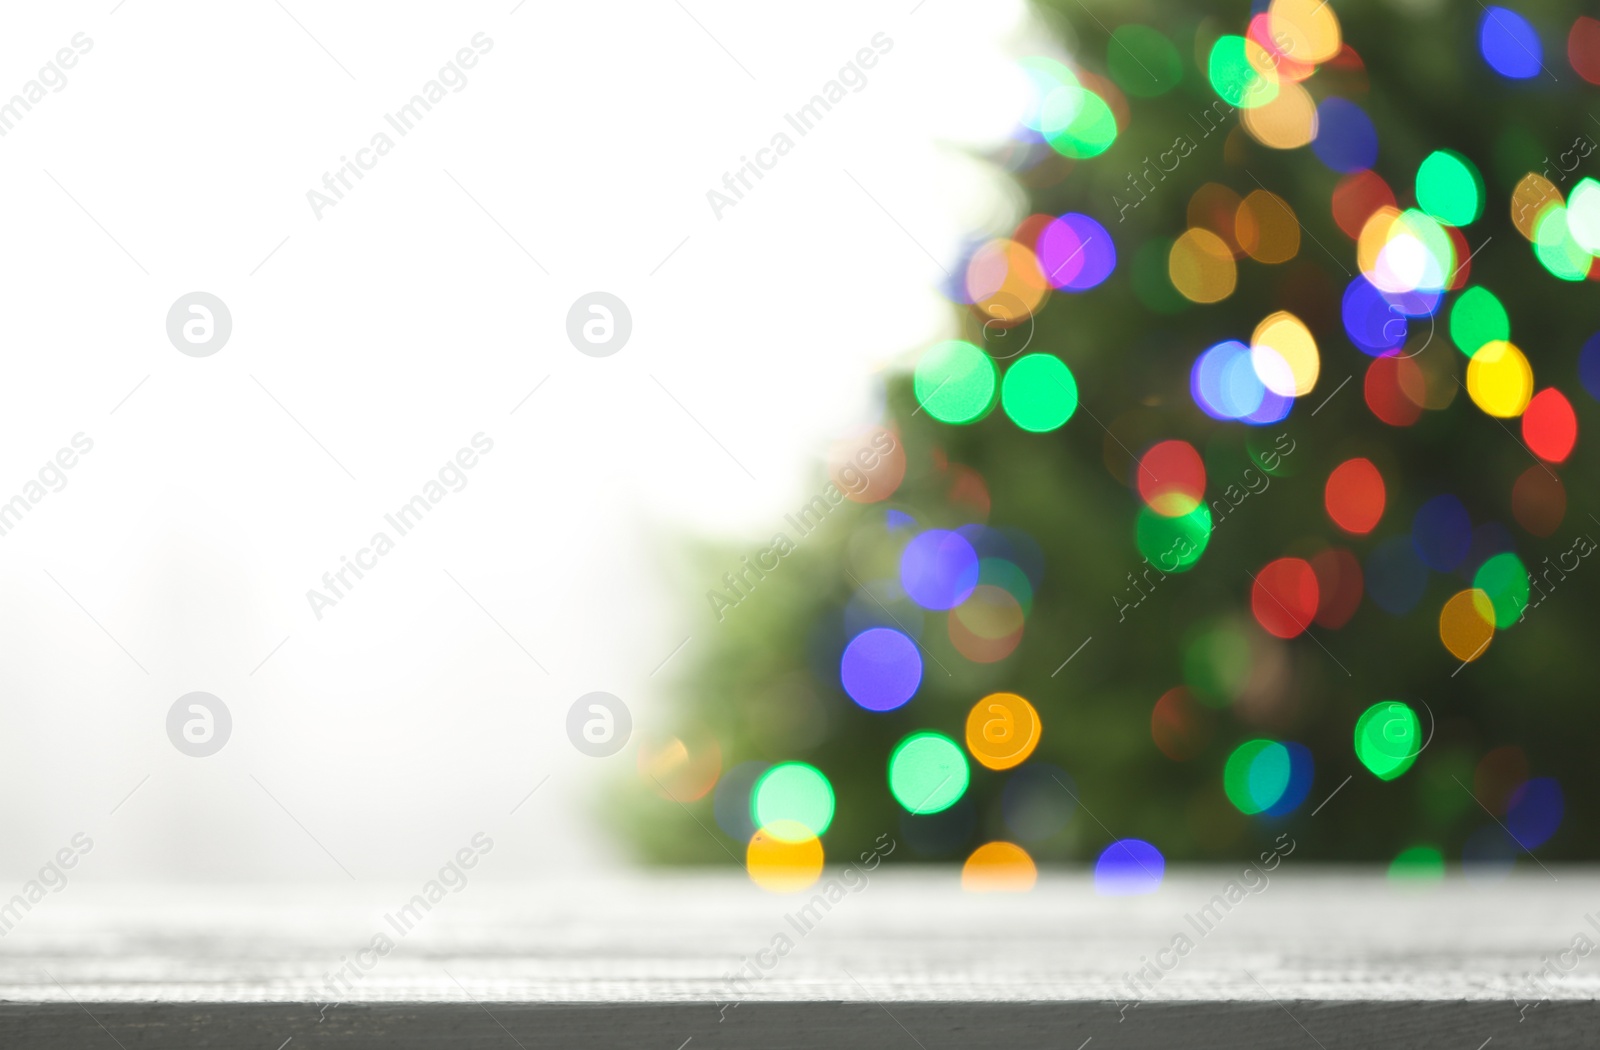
0;0;1048;885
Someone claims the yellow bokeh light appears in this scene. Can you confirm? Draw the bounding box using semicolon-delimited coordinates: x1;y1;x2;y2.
964;692;1041;771
966;238;1048;322
1169;228;1238;303
1251;311;1319;395
1240;79;1318;149
1439;589;1495;662
961;842;1038;893
1236;190;1301;264
1511;173;1562;241
1269;0;1343;64
747;821;824;893
1465;340;1534;418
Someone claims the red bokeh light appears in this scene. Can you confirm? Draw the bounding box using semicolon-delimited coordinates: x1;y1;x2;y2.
1324;457;1386;534
1137;439;1207;516
1251;557;1320;639
1521;388;1577;463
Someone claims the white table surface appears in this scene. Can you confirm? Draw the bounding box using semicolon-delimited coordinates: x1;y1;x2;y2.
0;869;1593;1003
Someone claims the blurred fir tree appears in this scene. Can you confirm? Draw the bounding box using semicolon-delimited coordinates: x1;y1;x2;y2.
614;0;1600;868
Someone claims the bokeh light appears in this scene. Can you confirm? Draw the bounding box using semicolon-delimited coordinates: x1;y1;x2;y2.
1135;503;1212;571
1581;333;1600;400
949;585;1026;663
1094;839;1165;895
900;529;980;610
638;731;722;802
1566;179;1600;255
1534;206;1593;281
1572;17;1600;83
1415;150;1484;227
840;627;923;712
1438;588;1495;662
1224;738;1291;814
1449;286;1509;357
965;692;1041;771
914;340;997;424
753;762;836;839
1479;6;1544;79
1250;557;1319;639
961;841;1038;892
1038;213;1117;291
1507;777;1564;849
1209;35;1279;109
1388;846;1445;882
1312;97;1377;173
1472;552;1530;628
1465;340;1533;417
1354;701;1421;781
1511;464;1566;536
1324;457;1385;534
1251;311;1319;395
1365;352;1424;427
1192;339;1269;419
1001;353;1078;432
1521;388;1577;462
1151;686;1213;761
1412;494;1472;572
1137;439;1206;516
889;731;971;814
1332;170;1396;240
1170;229;1238;303
747;823;824;893
1269;0;1342;63
1263;742;1314;816
1108;25;1182;96
1236;191;1302;263
1311;547;1365;628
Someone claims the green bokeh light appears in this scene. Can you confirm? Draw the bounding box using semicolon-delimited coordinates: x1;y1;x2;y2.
1183;620;1253;708
1108;25;1182;97
888;732;970;814
1001;354;1078;432
1398;209;1456;289
1046;89;1118;158
1472;552;1529;628
1388;845;1444;882
752;762;835;838
914;341;997;424
1534;206;1593;282
1568;178;1600;255
1415;150;1484;227
1354;701;1421;781
1223;739;1290;815
1448;286;1509;357
1207;36;1277;109
1135;503;1212;573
